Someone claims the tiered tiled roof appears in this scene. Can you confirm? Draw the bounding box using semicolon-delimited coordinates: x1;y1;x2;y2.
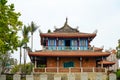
29;50;110;57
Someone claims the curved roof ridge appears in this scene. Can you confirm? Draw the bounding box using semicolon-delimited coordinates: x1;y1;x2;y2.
54;18;79;33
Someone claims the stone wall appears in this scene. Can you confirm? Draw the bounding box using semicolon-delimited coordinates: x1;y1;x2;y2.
33;72;112;80
0;73;116;80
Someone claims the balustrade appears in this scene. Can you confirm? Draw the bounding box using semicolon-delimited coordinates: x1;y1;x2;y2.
43;46;89;51
34;67;106;73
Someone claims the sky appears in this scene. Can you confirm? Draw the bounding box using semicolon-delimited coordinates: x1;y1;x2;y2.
8;0;120;63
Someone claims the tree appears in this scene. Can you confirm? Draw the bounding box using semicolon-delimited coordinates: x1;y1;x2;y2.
0;0;22;54
0;52;17;74
18;39;25;73
116;39;120;59
22;25;30;74
28;21;39;74
48;29;51;33
29;21;39;51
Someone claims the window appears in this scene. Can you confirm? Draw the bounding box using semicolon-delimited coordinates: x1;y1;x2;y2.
72;40;77;46
80;39;88;50
63;61;74;68
65;40;70;46
58;40;64;46
49;40;55;46
80;39;87;46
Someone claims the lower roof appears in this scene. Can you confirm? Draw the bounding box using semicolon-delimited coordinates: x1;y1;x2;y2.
98;60;115;65
28;50;110;57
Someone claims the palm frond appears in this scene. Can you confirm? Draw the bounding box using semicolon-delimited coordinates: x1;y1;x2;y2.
29;21;39;35
22;25;30;39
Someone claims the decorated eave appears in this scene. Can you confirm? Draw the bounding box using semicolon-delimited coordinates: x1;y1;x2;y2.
28;51;110;57
93;47;103;52
40;32;96;38
98;60;115;65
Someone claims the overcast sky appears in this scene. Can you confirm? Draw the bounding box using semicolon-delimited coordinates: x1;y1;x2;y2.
9;0;120;63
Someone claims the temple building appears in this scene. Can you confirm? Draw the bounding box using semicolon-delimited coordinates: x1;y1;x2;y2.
28;18;116;73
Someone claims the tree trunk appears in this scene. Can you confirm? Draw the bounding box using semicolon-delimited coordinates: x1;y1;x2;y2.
19;47;22;73
31;33;33;51
23;45;26;74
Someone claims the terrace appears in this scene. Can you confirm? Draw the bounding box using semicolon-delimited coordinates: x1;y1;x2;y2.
33;67;107;73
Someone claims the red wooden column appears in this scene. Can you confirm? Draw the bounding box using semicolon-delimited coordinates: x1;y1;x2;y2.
80;57;82;67
56;38;58;50
35;57;37;68
78;38;80;50
46;38;48;49
57;57;59;72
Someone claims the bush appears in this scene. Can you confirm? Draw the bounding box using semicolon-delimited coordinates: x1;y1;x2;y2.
6;74;13;80
116;69;120;79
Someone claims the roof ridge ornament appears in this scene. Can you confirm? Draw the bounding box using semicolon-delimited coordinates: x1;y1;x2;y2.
65;17;68;25
54;18;79;33
93;29;98;34
54;26;57;29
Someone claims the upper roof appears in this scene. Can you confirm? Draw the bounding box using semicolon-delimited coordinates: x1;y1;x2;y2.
54;18;79;33
28;50;110;57
40;18;96;38
40;32;96;38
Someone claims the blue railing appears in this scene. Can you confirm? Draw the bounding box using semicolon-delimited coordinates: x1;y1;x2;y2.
43;46;88;51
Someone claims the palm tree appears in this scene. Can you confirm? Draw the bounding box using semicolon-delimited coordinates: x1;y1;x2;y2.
18;39;24;73
29;21;39;51
22;25;30;74
28;21;39;74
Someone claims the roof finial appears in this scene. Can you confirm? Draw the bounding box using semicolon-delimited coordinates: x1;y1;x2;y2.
65;17;68;24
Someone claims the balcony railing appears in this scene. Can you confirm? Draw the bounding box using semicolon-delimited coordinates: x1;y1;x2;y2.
43;46;88;51
33;67;107;73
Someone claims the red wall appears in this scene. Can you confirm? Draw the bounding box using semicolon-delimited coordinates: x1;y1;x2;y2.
46;57;96;67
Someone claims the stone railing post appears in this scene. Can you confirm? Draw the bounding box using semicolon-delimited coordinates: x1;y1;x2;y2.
69;68;71;73
57;67;59;73
45;68;46;73
105;68;108;73
81;67;83;72
93;67;95;72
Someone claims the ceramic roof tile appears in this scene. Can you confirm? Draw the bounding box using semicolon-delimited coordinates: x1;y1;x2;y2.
29;50;110;57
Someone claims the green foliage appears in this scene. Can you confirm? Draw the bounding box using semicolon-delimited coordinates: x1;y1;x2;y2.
22;25;30;45
6;74;13;80
116;39;120;59
0;52;17;73
10;64;20;74
29;21;39;35
11;63;33;75
48;29;51;33
116;69;120;79
0;0;22;54
28;21;39;51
